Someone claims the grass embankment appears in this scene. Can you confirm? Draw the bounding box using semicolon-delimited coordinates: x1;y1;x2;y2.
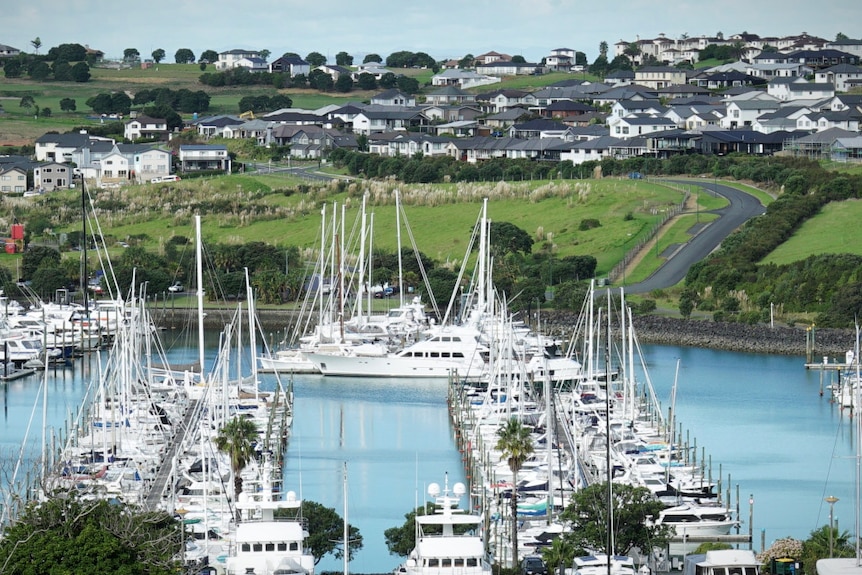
762;198;862;265
0;174;687;280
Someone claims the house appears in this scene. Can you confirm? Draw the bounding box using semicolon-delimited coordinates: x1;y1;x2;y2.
603;70;635;87
368;133;452;157
178;145;231;173
0;44;20;58
475;51;512;65
352;108;426;135
475;61;541;76
354;62;392;79
483;107;534;130
423;86;476;106
371;89;415;107
216;49;262;70
475;89;537;113
508;119;571;139
33;162;73;191
633;67;688;89
193;115;244;138
269;55;310;76
222;119;274;144
124;115;168;141
546;48;575;72
815;64;862;92
234;57;268;73
270;126;357;159
70;142;171;184
700;129;803;155
768;78;835;101
826;38;862;59
421;104;483;124
542;100;596;119
35;131;114;163
316;64;354;81
0;166;27;193
721;96;781;129
746;61;813;80
559;135;625;165
831;135;862;162
431;68;500;89
609;99;666;120
610;115;677;138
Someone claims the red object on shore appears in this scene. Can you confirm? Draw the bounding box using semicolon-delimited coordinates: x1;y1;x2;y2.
10;224;23;240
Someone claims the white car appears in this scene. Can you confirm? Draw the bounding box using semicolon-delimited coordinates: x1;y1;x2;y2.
168;283;183;293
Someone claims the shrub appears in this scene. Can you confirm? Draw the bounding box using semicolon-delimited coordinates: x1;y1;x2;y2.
578;218;601;231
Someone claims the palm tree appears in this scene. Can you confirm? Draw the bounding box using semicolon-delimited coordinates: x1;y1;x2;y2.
495;417;534;569
215;416;259;520
599;41;609;59
542;536;575;575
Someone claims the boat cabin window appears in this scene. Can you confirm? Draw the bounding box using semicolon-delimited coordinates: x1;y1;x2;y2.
454;559;465;567
290;543;298;551
430;352;439;358
453;353;464;358
253;543;263;552
428;559;439;567
442;559;451;567
467;559;478;567
278;543;288;551
266;543;275;552
242;543;251;552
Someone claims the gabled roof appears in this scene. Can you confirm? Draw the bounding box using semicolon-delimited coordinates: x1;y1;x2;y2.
511;119;568;131
546;101;595;112
127;115;166;125
819;63;862;74
193;115;244;127
794;127;857;143
373;89;413;100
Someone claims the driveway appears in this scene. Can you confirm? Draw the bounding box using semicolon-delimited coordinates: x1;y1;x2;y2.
620;179;766;294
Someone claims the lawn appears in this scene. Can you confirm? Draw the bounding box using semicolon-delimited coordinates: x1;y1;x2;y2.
761;199;862;265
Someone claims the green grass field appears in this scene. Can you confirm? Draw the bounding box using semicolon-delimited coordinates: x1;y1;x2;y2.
761;199;862;265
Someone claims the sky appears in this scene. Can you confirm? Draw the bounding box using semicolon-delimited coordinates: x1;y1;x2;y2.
3;0;860;64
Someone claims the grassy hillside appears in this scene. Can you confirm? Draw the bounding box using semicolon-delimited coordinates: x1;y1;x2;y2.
762;199;862;265
1;174;688;278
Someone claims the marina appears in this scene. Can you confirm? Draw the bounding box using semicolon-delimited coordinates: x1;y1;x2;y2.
0;333;859;572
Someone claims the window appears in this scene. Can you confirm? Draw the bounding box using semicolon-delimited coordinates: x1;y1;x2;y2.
253;543;263;552
265;543;275;552
289;542;297;551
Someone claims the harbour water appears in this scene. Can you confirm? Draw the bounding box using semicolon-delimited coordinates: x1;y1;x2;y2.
1;338;858;574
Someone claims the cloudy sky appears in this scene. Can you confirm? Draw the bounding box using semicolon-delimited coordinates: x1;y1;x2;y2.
3;1;859;63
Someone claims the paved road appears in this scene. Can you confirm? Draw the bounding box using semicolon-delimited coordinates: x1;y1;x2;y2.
622;180;766;294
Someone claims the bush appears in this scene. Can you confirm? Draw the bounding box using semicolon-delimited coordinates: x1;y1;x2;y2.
578;218;601;231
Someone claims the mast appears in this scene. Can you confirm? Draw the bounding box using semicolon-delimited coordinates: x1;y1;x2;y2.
396;190;404;307
356;195;367;326
195;215;205;376
343;461;350;575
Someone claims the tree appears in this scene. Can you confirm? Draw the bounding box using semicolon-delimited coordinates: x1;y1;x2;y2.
40;107;51;117
541;536;576;575
801;525;855;575
599;41;609;58
0;493;181;574
278;500;363;565
60;97;76;112
623;42;641;63
379;71;397;88
30;264;68;296
309;69;333;91
458;53;475;68
836;32;849;42
214;416;259;518
306;51;327;67
123;48;140;62
29;61;51;81
259;49;271;62
71;61;90;82
174;48;195;64
151;48;166;63
489;221;533;256
3;58;22;78
199;49;219;64
335;72;354;93
30;36;41;54
396;75;419;94
495;417;534;569
357;72;377;90
335;51;354;66
511;54;526;63
560;482;671;557
363;53;382;64
19;94;36;109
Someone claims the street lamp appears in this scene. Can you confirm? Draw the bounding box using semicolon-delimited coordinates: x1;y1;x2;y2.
825;495;839;557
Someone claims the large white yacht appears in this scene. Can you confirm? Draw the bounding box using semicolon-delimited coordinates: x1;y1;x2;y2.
393;477;492;575
307;324;488;379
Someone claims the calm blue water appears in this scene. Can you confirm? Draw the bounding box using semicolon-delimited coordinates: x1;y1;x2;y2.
1;340;857;573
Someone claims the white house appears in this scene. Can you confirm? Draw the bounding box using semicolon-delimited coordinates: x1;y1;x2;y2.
178;145;231;173
721;96;781;129
815;64;862;92
124;115;168;141
216;49;262;70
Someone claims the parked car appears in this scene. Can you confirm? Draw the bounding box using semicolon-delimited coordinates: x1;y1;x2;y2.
521;556;547;575
168;282;183;293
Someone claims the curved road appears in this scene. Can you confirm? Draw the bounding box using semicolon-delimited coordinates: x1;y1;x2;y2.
622;180;766;294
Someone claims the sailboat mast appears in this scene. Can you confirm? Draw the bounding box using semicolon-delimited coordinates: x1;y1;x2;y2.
81;178;89;311
356;195;367;325
396;191;404;307
343;461;350;575
195;215;205;375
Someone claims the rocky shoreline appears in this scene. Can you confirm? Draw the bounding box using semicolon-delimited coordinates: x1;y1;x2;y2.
151;307;855;359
